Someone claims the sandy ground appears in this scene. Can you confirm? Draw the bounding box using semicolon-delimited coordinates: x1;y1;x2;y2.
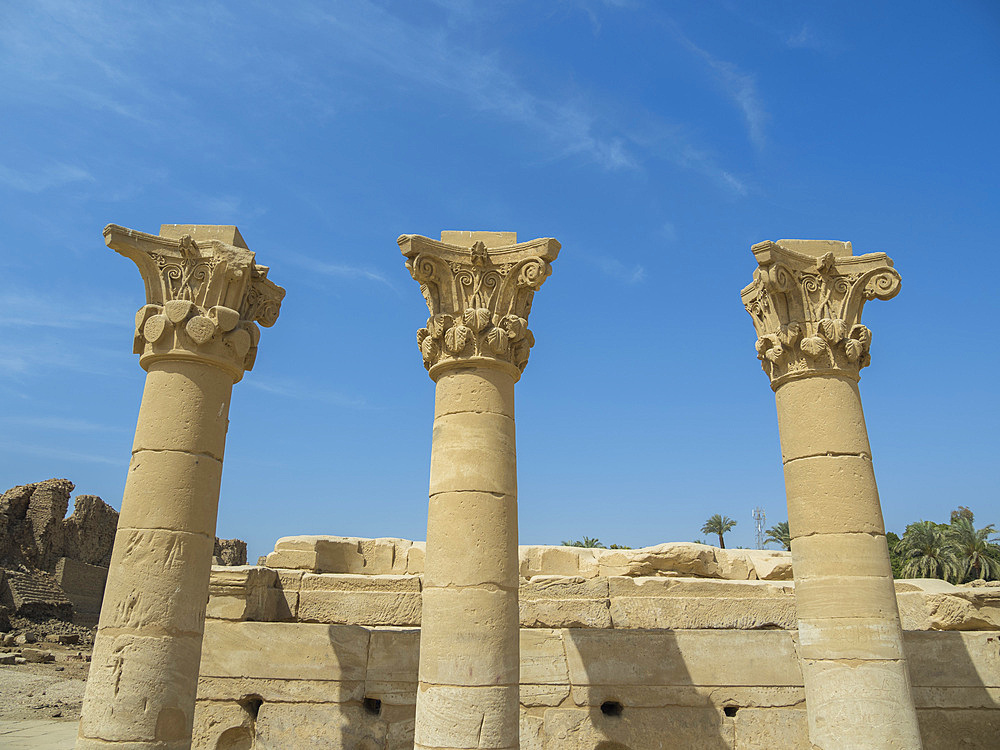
0;644;90;721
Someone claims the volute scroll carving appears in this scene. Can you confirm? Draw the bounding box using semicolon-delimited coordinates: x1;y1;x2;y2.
740;239;900;388
104;224;285;382
400;233;560;378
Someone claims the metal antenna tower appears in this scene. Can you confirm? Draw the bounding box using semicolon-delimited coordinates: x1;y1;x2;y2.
752;507;766;549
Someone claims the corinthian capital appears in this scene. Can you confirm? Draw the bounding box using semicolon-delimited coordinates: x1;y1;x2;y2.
399;231;560;379
740;239;900;388
105;224;285;382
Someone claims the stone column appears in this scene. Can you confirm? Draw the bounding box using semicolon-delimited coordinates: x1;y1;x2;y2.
77;224;284;750
400;231;559;750
741;239;921;749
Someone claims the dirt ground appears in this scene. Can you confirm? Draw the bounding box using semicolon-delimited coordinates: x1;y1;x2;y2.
0;643;90;723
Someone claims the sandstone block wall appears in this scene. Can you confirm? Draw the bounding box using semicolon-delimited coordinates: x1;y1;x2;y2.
193;537;1000;749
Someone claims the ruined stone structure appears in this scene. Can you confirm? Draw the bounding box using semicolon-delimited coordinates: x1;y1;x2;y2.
400;231;559;750
77;225;284;750
0;479;118;626
191;536;1000;749
68;229;1000;748
742;239;921;748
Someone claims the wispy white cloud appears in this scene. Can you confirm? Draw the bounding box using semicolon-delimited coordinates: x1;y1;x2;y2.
245;377;369;409
0;441;121;466
0;162;94;193
0;291;130;329
670;28;768;150
590;255;646;284
786;23;828;52
283;250;394;289
1;416;128;434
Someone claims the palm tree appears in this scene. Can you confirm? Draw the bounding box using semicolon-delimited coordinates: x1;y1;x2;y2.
896;521;961;581
765;521;791;551
701;514;737;549
947;518;1000;582
561;536;606;548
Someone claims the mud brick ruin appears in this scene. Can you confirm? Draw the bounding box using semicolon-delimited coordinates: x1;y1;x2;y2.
54;226;999;749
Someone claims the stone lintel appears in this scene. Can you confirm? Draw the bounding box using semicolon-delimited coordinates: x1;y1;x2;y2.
775;239;852;258
160;224;249;249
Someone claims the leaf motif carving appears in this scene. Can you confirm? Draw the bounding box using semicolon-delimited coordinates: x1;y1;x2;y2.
800;336;827;357
487;326;509;354
843;338;864;362
420;336;439;364
416;328;429;348
444;324;471;353
463;307;492;332
818;318;847;343
427;314;451;339
778;323;802;347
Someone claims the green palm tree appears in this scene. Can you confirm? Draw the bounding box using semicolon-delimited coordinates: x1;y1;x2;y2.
701;514;737;549
896;521;961;581
765;521;791;551
947;518;1000;582
561;536;606;548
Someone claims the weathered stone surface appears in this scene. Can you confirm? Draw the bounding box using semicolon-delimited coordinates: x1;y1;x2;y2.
206;565;280;622
1;568;73;620
200;620;369;682
213;538;247;566
541;706;735;750
897;580;1000;631
266;536;419;575
734;707;809;750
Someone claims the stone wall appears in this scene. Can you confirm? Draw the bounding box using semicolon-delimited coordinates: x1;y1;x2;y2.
194;536;1000;749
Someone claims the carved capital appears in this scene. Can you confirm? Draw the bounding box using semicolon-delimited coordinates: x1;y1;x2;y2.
104;224;285;382
740;239;900;388
399;232;560;379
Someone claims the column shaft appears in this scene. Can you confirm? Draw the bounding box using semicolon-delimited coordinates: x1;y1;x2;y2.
415;365;520;750
776;374;921;749
78;223;283;750
78;362;232;749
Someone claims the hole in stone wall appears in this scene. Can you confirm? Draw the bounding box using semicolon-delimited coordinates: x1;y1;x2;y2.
363;697;382;716
723;705;740;718
600;700;624;717
239;695;263;721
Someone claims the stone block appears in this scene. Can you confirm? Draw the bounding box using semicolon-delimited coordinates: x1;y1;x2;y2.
425;492;518;587
118;449;224;535
131;361;232;459
298;590;422;626
905;631;1000;688
562;629;802;687
520;628;569;685
419;587;518;686
733;707;809;750
82;631;202;743
207;565;280;622
783;454;885;536
99;528;214;633
413;684;519;749
253;702;389;749
199;621;369;682
541;706;735;750
196;676;364;703
429;411;517;497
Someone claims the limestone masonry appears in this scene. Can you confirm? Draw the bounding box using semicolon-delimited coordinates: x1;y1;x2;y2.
192;535;1000;749
65;229;999;750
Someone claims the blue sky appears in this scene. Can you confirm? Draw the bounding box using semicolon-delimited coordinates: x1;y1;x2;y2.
1;1;997;561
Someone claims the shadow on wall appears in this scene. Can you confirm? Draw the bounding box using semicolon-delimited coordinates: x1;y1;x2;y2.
559;628;735;750
905;629;1000;749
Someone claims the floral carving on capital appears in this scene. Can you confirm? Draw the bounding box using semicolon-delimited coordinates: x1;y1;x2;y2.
740;240;900;387
105;224;285;381
399;234;560;376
